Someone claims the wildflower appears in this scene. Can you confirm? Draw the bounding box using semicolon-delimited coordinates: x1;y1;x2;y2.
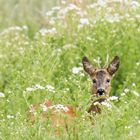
52;6;61;11
132;83;136;87
46;11;54;16
63;44;76;49
50;104;69;112
0;92;5;97
97;0;107;7
0;26;24;36
124;88;129;93
101;101;112;108
108;96;118;101
68;3;79;10
53;48;62;56
105;14;121;23
79;73;85;77
39;28;57;36
59;3;80;15
121;92;126;96
26;87;35;92
46;85;55;93
72;67;82;74
80;18;89;26
40;104;48;112
136;62;140;66
7;115;14;119
86;36;92;41
35;84;45;90
22;25;28;30
130;1;140;9
125;125;132;129
61;0;66;4
76;10;87;17
49;19;55;25
132;90;139;97
87;3;98;9
26;84;45;92
63;88;70;93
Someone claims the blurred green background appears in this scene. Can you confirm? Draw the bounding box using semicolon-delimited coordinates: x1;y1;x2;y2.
0;0;140;139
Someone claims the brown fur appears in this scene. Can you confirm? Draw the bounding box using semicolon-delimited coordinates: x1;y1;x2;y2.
82;56;120;113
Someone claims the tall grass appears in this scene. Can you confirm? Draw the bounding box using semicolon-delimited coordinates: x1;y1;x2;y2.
0;0;140;139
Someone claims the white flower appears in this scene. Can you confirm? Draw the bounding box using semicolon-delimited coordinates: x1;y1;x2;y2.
86;36;92;41
68;3;79;10
61;0;66;4
26;84;45;92
108;96;118;101
80;18;89;25
50;104;69;112
132;83;136;87
35;84;45;90
87;3;98;9
63;44;76;49
46;11;54;16
46;85;55;92
0;92;5;97
121;92;126;96
136;62;140;66
0;26;26;36
124;88;129;93
59;3;80;15
130;1;140;9
26;87;35;92
39;28;57;36
39;28;47;36
49;19;55;25
72;67;82;74
97;0;107;7
40;104;48;112
125;125;132;129
7;115;14;119
101;101;112;108
52;6;61;11
132;90;139;97
79;73;85;77
105;14;121;23
22;25;28;30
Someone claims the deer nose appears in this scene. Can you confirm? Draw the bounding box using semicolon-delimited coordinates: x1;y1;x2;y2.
97;89;104;96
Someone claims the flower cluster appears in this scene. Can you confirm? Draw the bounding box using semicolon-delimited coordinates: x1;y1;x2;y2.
0;92;5;98
25;84;55;93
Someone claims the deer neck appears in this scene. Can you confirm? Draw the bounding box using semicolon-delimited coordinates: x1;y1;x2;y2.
88;97;107;114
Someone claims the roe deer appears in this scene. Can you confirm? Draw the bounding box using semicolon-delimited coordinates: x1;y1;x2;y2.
29;56;120;132
82;56;120;113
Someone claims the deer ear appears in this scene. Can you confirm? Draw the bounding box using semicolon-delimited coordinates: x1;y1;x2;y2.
82;56;95;75
107;56;120;75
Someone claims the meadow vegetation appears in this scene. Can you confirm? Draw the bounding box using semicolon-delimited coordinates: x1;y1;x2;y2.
0;0;140;139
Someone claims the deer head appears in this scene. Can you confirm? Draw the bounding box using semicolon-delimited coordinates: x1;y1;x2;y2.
82;56;120;98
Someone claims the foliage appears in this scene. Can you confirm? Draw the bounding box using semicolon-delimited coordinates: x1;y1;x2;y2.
0;0;140;140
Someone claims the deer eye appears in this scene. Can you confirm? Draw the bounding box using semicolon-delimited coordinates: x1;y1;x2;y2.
92;79;96;84
106;79;110;83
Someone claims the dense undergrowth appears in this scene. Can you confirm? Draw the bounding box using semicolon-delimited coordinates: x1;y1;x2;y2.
0;0;140;140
